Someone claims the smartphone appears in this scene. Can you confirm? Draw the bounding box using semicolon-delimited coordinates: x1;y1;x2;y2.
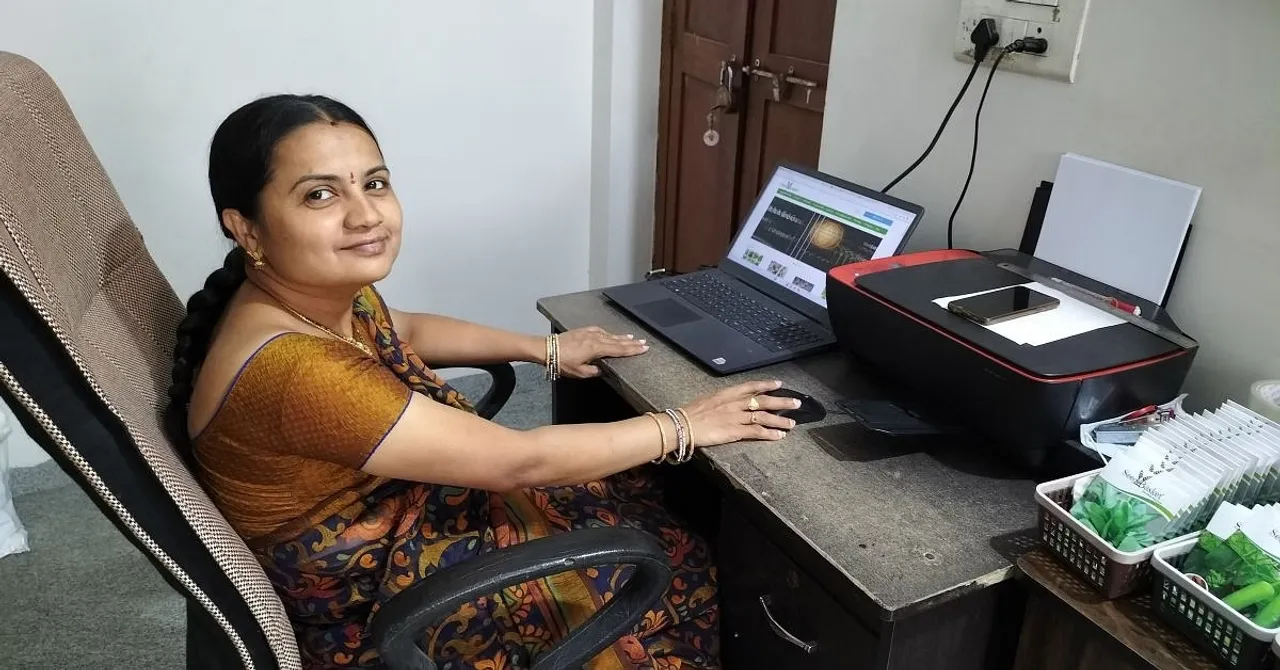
947;286;1059;325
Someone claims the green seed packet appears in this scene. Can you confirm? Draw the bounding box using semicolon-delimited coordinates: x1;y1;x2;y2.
1071;439;1210;551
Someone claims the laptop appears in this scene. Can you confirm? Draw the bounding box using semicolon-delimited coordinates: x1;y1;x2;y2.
603;163;925;374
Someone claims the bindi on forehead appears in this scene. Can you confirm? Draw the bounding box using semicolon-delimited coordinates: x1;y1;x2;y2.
350;172;356;184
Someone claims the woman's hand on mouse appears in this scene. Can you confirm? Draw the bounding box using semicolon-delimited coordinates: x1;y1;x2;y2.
680;380;800;447
554;326;649;378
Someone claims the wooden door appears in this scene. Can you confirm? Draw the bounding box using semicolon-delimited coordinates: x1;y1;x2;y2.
653;0;837;274
653;0;752;276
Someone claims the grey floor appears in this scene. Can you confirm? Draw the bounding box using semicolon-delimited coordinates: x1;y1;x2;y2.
0;365;550;669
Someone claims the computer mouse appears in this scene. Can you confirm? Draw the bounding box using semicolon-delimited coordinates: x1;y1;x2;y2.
762;388;826;424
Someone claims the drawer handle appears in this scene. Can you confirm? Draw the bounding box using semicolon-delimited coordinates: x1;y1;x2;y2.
758;595;818;654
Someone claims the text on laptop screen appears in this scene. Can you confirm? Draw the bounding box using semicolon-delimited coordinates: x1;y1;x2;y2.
726;167;916;309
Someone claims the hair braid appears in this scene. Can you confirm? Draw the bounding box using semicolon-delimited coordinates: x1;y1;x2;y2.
164;247;246;453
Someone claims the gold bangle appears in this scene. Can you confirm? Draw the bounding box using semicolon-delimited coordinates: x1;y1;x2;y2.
675;408;695;450
545;334;560;381
645;412;668;464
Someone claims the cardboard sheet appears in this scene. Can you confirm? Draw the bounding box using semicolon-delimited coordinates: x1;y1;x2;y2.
1034;154;1200;305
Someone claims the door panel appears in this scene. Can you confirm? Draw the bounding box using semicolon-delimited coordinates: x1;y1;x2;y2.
654;0;835;274
655;0;751;273
736;0;835;234
686;0;746;43
767;0;838;65
673;73;740;270
734;81;826;236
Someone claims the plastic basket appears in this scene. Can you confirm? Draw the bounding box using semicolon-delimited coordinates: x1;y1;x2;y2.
1152;537;1278;670
1034;468;1197;599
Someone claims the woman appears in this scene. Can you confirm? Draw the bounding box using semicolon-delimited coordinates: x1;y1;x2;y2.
167;94;799;670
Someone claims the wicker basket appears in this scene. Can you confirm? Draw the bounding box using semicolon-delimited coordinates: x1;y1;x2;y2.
1152;537;1278;670
1035;468;1197;599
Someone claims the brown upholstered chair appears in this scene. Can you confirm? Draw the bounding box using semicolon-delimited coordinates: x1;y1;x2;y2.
0;51;670;669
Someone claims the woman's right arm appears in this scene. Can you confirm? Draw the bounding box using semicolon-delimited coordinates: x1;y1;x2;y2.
361;379;800;491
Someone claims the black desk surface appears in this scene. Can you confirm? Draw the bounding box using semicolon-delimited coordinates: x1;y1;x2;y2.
537;289;1042;621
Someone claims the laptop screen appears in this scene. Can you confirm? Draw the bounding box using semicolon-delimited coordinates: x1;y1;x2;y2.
725;165;920;309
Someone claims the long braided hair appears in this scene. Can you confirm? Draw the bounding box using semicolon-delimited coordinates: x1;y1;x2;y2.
165;94;378;458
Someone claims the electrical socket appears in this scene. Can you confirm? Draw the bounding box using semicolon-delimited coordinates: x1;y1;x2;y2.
954;0;1092;82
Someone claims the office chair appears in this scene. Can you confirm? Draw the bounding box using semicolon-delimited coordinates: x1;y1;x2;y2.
0;51;670;670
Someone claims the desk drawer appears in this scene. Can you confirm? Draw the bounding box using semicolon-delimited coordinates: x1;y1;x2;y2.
719;506;878;668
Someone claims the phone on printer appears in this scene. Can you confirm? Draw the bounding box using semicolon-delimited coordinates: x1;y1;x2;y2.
947;285;1059;326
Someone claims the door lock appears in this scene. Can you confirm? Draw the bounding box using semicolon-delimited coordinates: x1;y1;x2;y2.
742;62;821;103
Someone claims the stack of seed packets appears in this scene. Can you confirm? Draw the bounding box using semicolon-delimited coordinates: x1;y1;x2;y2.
1070;400;1280;552
1181;502;1280;629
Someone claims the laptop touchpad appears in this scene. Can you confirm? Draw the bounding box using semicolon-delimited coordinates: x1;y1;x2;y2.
635;299;702;327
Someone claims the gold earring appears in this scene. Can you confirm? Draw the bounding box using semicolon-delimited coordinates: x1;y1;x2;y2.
249;250;265;268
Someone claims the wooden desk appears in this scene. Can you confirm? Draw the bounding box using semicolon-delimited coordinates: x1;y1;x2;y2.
1014;549;1218;670
537;290;1043;670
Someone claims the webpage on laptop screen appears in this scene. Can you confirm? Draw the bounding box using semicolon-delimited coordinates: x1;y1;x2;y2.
727;168;915;308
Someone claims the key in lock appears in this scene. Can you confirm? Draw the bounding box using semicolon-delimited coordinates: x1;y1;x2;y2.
703;58;736;147
703;111;720;147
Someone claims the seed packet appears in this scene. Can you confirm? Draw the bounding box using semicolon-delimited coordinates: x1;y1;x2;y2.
1151;434;1224;536
1190;412;1271;503
1223;403;1280;495
1211;508;1280;628
1183;502;1254;589
1159;437;1232;531
1070;436;1212;550
1153;423;1245;505
1213;410;1280;503
1226;400;1280;432
1163;421;1254;504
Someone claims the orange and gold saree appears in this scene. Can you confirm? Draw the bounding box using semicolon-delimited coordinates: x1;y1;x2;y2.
193;287;718;669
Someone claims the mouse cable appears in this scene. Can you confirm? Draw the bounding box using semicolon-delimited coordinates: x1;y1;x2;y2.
947;37;1048;249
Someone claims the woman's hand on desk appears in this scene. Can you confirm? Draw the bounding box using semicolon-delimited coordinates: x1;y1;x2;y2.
683;380;798;447
555;326;649;378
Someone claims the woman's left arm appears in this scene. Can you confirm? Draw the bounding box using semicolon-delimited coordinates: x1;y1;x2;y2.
390;310;649;375
391;310;543;366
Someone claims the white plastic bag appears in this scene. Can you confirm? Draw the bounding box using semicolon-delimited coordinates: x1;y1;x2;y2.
1079;393;1189;462
0;406;30;559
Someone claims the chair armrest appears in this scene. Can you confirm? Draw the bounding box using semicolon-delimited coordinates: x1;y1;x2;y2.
430;362;517;420
370;527;671;670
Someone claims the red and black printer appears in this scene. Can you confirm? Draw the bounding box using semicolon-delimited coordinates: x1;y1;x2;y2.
824;249;1197;470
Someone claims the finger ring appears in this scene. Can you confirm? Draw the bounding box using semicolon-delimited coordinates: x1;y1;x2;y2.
749;411;760;424
746;396;760;411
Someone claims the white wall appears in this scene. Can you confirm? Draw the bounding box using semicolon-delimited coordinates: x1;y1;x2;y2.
821;0;1280;406
0;0;630;339
589;1;665;288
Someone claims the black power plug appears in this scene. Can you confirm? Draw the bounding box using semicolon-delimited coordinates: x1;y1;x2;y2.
1009;36;1049;54
971;18;1001;62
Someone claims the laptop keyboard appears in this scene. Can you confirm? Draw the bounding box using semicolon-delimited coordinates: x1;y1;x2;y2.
664;274;825;352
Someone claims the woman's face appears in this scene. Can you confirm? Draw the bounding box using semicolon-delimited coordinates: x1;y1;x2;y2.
240;120;402;291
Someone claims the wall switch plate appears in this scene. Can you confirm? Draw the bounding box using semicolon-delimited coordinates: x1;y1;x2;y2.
954;0;1091;83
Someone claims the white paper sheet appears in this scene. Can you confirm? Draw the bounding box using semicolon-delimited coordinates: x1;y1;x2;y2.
1035;153;1200;305
932;282;1125;346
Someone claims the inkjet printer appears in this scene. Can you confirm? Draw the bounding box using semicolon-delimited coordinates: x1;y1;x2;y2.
824;248;1198;471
